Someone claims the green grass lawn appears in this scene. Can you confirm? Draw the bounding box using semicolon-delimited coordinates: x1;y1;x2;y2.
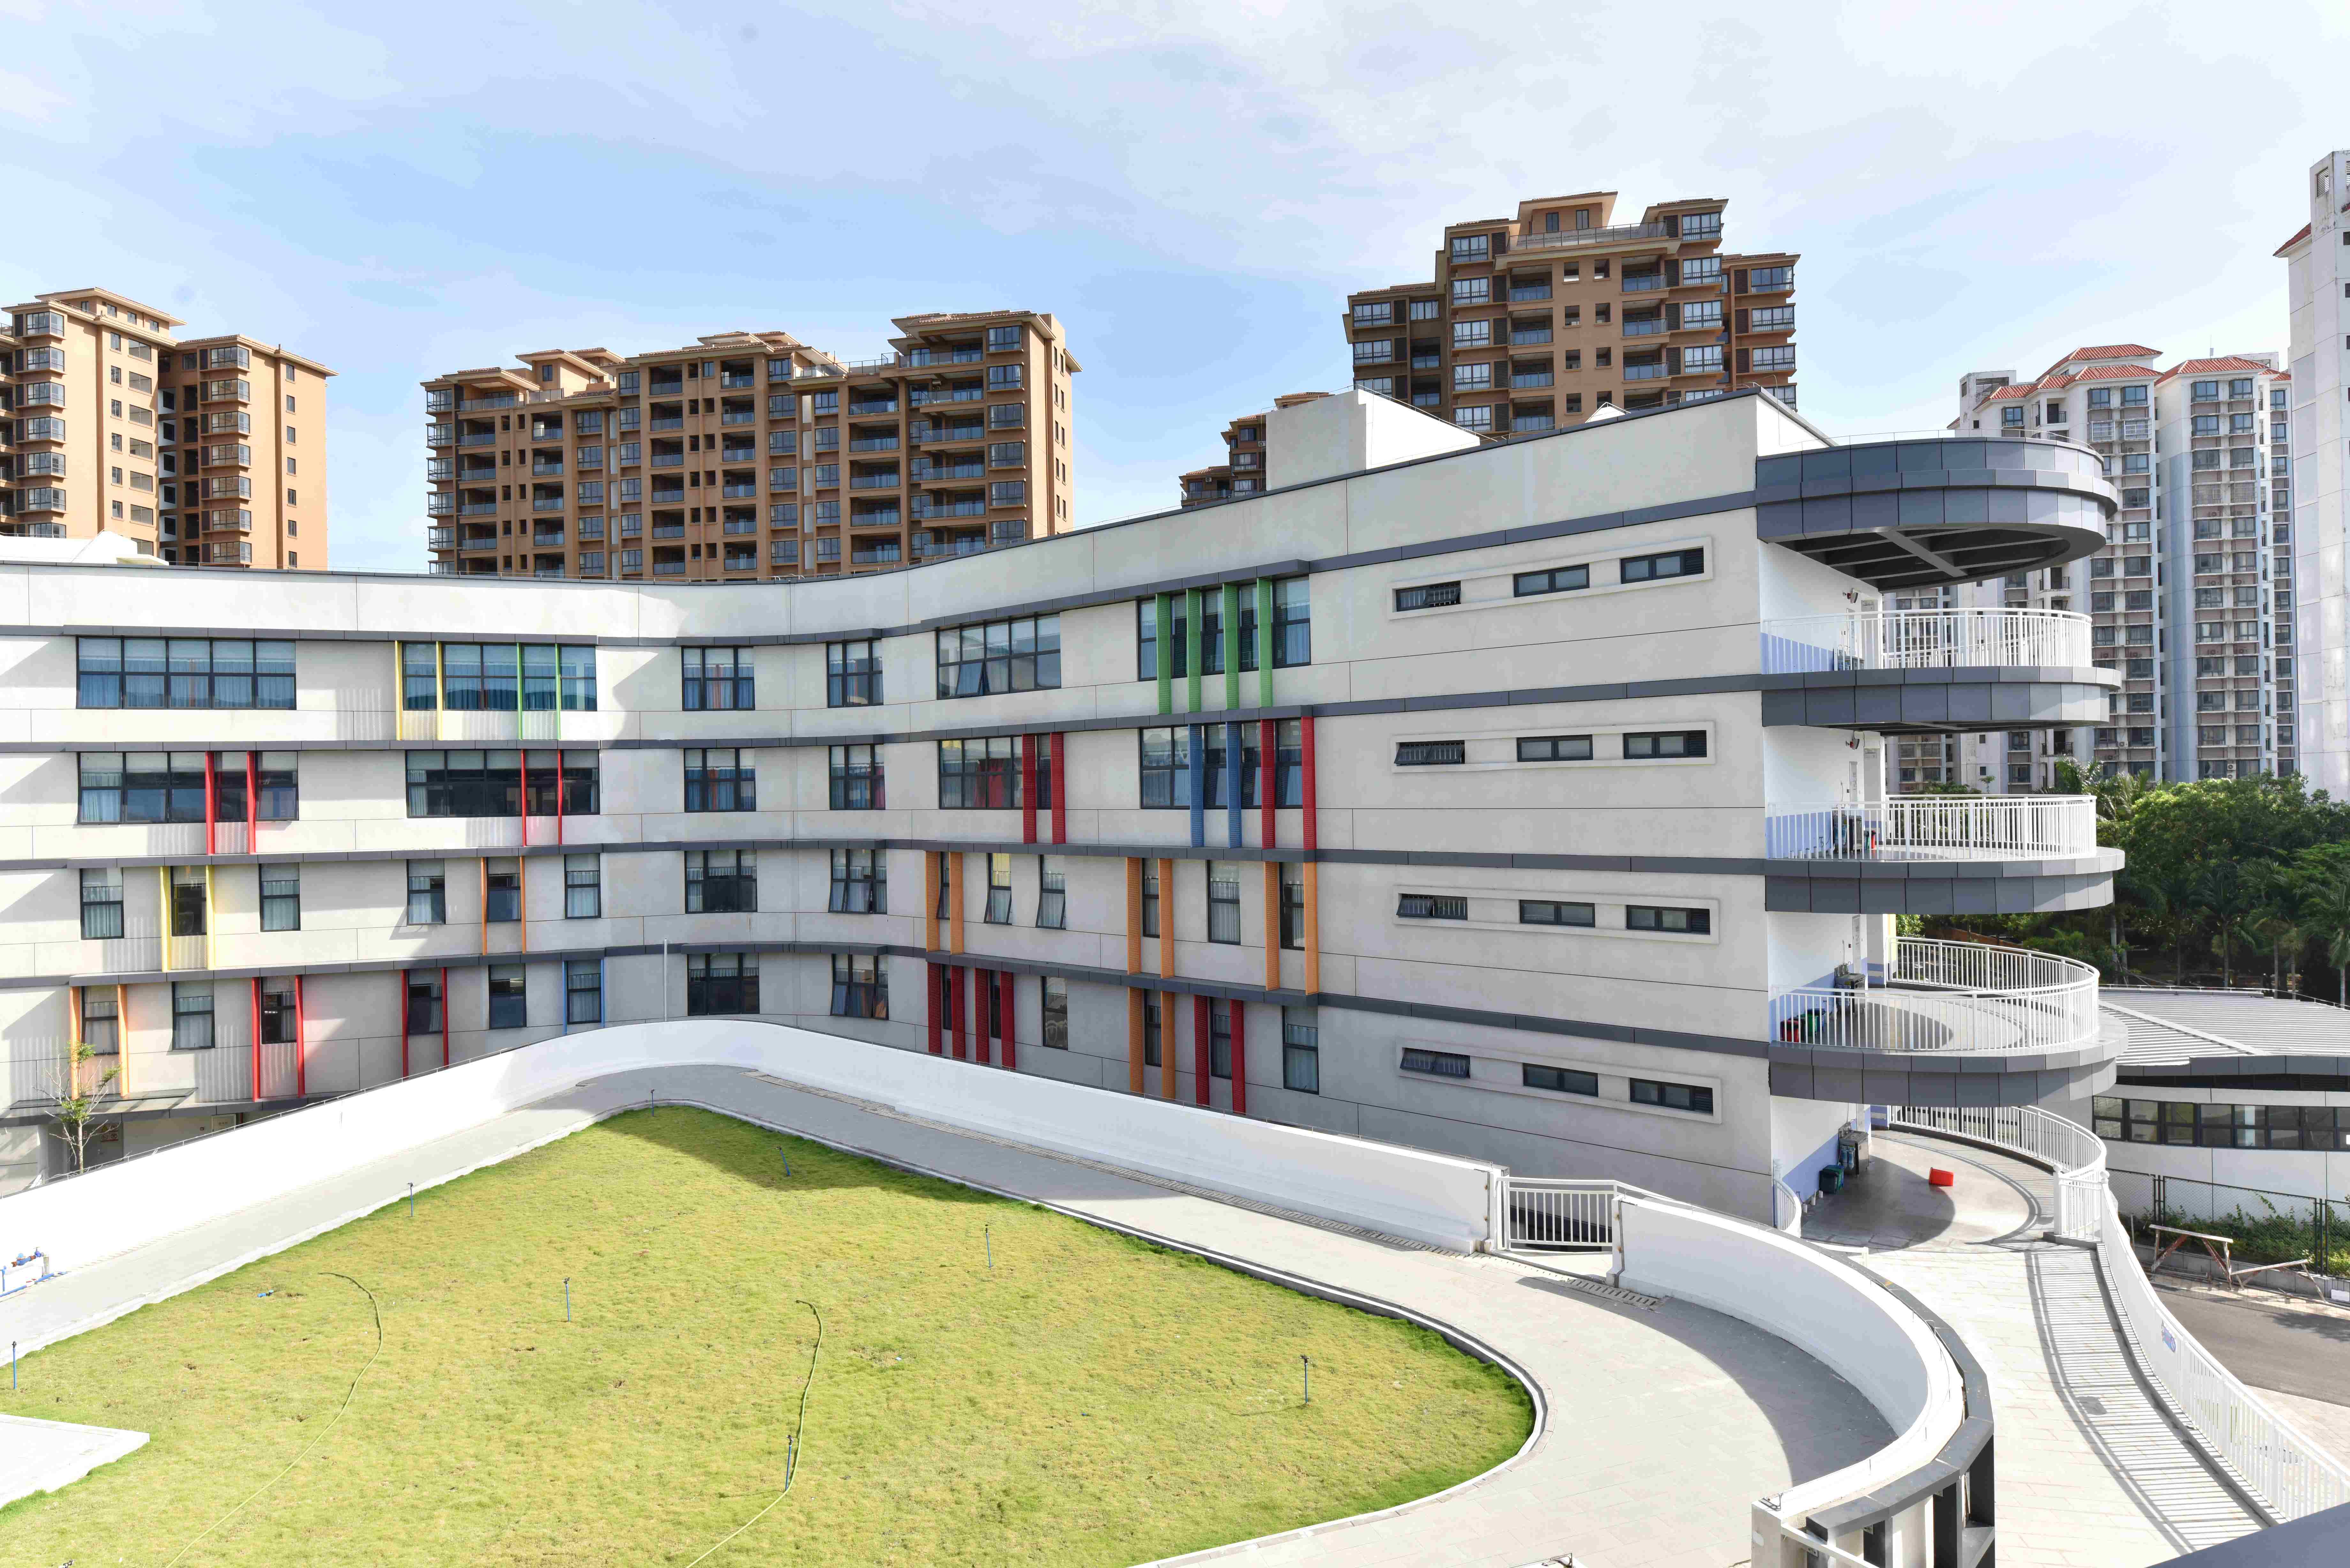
0;1107;1530;1566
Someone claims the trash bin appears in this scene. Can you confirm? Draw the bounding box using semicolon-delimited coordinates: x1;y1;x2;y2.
1818;1165;1846;1196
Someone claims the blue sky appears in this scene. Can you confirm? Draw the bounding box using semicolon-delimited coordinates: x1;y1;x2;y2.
6;0;2342;571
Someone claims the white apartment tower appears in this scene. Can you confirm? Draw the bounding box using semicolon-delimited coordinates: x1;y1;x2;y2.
2279;151;2350;797
1934;347;2293;789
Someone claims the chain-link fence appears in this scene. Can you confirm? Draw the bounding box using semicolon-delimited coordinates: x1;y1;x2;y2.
2109;1169;2350;1275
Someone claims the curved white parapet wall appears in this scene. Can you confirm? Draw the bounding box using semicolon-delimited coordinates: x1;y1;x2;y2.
0;1020;1505;1276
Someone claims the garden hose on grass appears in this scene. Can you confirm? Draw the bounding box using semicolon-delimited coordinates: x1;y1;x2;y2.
161;1272;384;1567
682;1299;822;1566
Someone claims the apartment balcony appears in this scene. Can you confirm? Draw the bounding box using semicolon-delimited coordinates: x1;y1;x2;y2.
721;483;757;498
849;435;900;452
427;425;457;446
459;432;497;448
426;459;456;481
1762;609;2092;674
425;495;456;516
913;462;985;481
1509;221;1673;253
1770;938;2100;1055
849;473;900;489
1767;796;2096;862
719;373;756;389
1622;317;1666;337
427;528;457;550
532;460;563;476
1621;273;1667;294
532;529;565;547
1622;360;1668;381
531;497;563;512
459;502;497;516
847;400;899;417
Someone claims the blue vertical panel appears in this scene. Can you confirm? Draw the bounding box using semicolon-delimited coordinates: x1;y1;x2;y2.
1187;723;1206;849
1225;721;1244;848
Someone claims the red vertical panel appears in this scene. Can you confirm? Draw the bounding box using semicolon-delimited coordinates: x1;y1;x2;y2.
950;968;966;1060
1301;715;1318;853
441;966;451;1069
927;962;944;1055
249;975;261;1103
204;751;217;857
1193;995;1211;1106
245;750;258;842
1020;736;1037;845
1230;1001;1247;1116
294;974;306;1097
1258;719;1276;850
1050;734;1066;845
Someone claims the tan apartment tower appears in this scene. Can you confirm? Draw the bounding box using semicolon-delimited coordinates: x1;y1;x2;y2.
1343;192;1796;438
1;287;332;568
424;311;1077;581
1177;392;1333;507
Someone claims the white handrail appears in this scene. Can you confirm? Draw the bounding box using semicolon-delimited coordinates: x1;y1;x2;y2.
1771;1176;1803;1235
1761;608;2092;674
1770;938;2101;1054
1766;796;2098;861
1890;1106;2350;1520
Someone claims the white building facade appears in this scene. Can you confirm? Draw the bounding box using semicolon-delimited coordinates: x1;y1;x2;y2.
2281;150;2350;798
0;392;2125;1220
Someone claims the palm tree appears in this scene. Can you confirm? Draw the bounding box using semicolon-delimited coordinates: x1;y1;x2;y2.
2214;909;2262;991
2300;873;2350;1008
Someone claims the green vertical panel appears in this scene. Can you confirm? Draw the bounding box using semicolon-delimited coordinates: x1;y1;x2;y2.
1255;577;1275;707
1156;593;1174;717
1184;588;1202;715
1222;582;1241;710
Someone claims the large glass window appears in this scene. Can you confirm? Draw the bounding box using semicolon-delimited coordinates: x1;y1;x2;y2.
1139;727;1192;808
939;737;1020;808
259;864;301;931
682;645;755;710
76;637;293;710
1207;862;1241;943
566;960;603;1025
829;745;885;810
406;750;525;818
830;954;888;1019
684;748;754;812
1279;863;1304;950
171;982;216;1051
687;952;760;1015
487;964;527;1029
827;639;882;707
405;972;444;1034
80;986;119;1054
1630;1077;1713;1114
686;849;757;914
829;849;887;913
400;643;594;711
935;614;1059;697
169;866;207;936
1036;856;1066;929
1281;1006;1319;1094
984;853;1013;923
406;861;446;925
1040;976;1068;1049
80;868;123;939
1204;728;1261;809
80;752;204;823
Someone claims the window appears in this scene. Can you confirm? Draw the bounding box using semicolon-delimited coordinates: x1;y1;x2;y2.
260;864;300;931
1036;856;1066;929
1033;975;1069;1050
684;748;755;812
1275;720;1303;807
1394;581;1462;611
1282;1007;1320;1093
76;637;294;709
1513;564;1588;597
566;960;603;1025
936;614;1059;697
1140;728;1192;808
1204;727;1260;809
827;639;882;706
688;953;760;1015
939;737;1021;809
829;849;887;913
483;859;521;922
1520;899;1595;927
974;852;1010;923
1516;735;1593;762
1401;1047;1471;1079
487;964;528;1029
1623;730;1706;759
1273;578;1310;666
681;646;754;710
1207;862;1241;943
406;861;446;925
565;854;601;918
80;869;123;939
1398;893;1468;920
1141;868;1160;938
828;954;888;1019
1630;1078;1713;1114
406;750;524;818
829;745;885;809
1209;1001;1233;1079
402;643;595;712
1279;863;1305;950
1143;995;1164;1069
686;849;757;914
1523;1063;1598;1096
1394;740;1466;767
1137;597;1187;678
171;982;215;1052
1620;548;1703;583
1627;905;1710;934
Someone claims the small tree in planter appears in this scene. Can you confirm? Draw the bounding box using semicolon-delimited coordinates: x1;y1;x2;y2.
52;1039;120;1174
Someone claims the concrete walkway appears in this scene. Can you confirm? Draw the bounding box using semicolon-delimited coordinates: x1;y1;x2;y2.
1806;1130;2262;1565
0;1065;1891;1568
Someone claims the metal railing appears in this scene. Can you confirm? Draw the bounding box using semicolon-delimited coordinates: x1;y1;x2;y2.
1765;796;2098;861
1760;607;2092;674
1769;938;2101;1054
1890;1107;2350;1520
1508;221;1673;253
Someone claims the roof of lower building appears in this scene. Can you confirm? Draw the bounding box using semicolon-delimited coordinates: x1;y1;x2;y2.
2054;343;2162;366
2104;989;2350;1065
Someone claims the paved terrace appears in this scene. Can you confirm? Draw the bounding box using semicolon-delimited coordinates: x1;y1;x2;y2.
4;1066;1888;1568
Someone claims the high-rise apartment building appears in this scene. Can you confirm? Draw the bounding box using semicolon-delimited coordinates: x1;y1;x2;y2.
2279;151;2350;797
424;311;1076;581
1341;192;1796;438
0;289;330;569
1917;347;2292;791
1176;392;1331;507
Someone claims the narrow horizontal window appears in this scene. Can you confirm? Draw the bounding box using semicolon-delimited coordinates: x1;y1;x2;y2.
1394;741;1465;766
1516;735;1593;762
1397;893;1467;920
1626;905;1710;934
1619;547;1704;583
1512;564;1588;598
1623;730;1705;759
1519;900;1595;927
1400;1047;1472;1079
1522;1063;1598;1096
1394;581;1461;611
1630;1077;1713;1114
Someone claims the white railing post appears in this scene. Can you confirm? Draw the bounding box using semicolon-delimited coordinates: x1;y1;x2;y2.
1760;608;2092;675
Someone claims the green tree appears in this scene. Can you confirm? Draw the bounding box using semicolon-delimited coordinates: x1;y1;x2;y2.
51;1039;120;1174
